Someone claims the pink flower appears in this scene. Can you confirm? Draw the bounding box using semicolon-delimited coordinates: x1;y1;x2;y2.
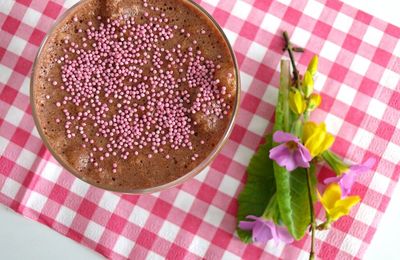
239;215;293;244
324;158;376;196
269;131;312;171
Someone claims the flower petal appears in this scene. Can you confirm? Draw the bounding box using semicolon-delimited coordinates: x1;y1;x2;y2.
339;174;355;196
239;215;260;230
328;206;351;221
363;158;376;168
335;195;360;210
265;221;279;239
273;131;298;143
302;121;317;144
304;124;334;157
350;158;376;174
252;220;273;243
293;148;310;168
276;225;294;243
323;176;341;185
245;215;260;220
238;220;256;230
329;196;360;220
298;144;312;161
284;154;298;171
299;144;312;161
304;131;324;157
321;183;342;212
269;144;290;163
319;132;334;155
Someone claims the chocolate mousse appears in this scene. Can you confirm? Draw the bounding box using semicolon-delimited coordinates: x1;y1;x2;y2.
32;0;237;191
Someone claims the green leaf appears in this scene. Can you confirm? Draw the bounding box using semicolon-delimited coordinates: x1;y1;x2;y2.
273;164;317;240
236;135;277;243
272;58;317;240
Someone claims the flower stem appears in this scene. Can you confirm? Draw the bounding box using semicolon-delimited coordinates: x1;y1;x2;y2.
304;110;310;122
280;60;291;132
262;194;278;220
316;218;331;230
283;31;300;88
306;167;316;260
291;118;302;137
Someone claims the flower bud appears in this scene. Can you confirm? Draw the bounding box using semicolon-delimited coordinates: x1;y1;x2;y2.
302;71;314;97
288;88;306;115
308;93;321;111
307;55;318;76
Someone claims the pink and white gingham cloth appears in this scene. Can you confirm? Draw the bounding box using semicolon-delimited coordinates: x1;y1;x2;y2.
1;0;399;259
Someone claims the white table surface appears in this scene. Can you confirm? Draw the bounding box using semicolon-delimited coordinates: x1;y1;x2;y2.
1;0;399;259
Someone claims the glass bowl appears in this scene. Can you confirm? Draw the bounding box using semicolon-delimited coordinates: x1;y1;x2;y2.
30;0;240;194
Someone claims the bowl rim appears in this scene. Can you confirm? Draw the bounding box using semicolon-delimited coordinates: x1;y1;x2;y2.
30;0;241;194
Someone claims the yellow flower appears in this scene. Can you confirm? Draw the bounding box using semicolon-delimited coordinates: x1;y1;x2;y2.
319;183;360;221
289;88;306;115
302;71;314;97
307;55;318;76
308;93;321;111
302;121;334;158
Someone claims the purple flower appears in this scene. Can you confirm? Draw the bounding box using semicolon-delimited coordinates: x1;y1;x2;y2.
239;215;293;244
269;131;312;171
324;158;376;196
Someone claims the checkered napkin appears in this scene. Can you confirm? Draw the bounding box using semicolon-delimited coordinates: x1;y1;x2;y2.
0;0;399;259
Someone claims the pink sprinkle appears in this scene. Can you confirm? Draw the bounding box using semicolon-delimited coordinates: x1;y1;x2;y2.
53;13;231;168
